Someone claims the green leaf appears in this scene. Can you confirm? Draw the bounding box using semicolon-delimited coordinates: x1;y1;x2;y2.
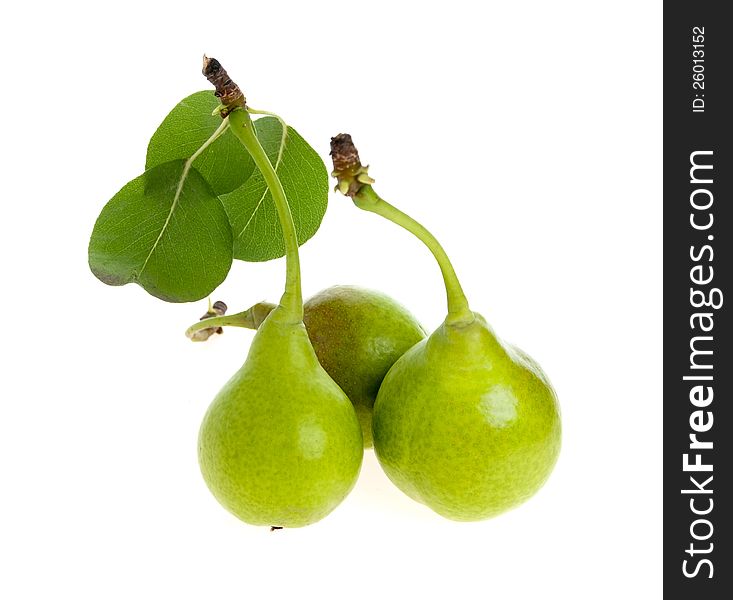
88;161;233;302
146;91;255;195
221;117;329;262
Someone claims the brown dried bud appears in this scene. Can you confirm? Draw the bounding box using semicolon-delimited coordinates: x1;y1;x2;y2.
209;300;228;316
330;134;362;175
202;56;246;116
189;300;228;342
330;134;375;197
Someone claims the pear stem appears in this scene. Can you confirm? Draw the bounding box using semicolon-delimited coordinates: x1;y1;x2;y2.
227;108;303;322
185;302;277;339
354;186;474;325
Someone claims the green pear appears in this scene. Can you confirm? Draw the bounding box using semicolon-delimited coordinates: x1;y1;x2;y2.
330;133;561;521
198;309;363;528
303;286;426;447
373;314;560;520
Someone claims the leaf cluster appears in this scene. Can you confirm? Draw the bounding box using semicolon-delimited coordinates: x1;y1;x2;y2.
88;92;328;302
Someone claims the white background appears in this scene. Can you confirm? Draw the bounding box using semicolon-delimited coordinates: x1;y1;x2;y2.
0;1;661;598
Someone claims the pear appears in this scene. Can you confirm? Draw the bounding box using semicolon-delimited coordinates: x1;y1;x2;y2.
372;314;560;520
303;286;426;447
189;286;426;448
196;96;362;528
198;309;363;527
331;134;561;521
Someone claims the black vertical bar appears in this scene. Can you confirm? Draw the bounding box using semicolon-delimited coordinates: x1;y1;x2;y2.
664;3;731;597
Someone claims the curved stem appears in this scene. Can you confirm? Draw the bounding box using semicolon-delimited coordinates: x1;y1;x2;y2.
227;108;303;322
355;186;474;325
185;301;277;339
